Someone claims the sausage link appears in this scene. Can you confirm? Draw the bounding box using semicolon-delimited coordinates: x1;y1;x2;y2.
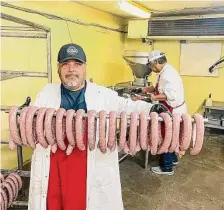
9;106;21;145
8;137;17;150
8;173;22;190
136;133;141;152
2;181;13;206
6;176;19;200
87;110;97;151
190;114;204;155
139;112;148;151
169;114;181;153
108;111;117;151
44;108;56;146
66;144;74;156
51;144;57;153
119;112;127;151
75;109;86;151
26;106;39;149
36;107;48;148
19;107;29;146
129;112;138;156
158;122;163;146
4;178;17;201
0;193;4;210
0;188;7;210
178;150;185;158
52;116;58;151
179;114;192;151
99;110;107;154
0;174;4;183
0;193;5;210
56;108;66;150
124;142;130;154
150;112;159;155
175;139;180;153
147;121;151;151
33;117;37;143
157;113;173;154
66;109;76;146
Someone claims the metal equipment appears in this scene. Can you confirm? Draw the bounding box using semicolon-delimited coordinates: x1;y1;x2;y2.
0;13;52;83
1;97;32;209
209;56;224;73
108;50;152;101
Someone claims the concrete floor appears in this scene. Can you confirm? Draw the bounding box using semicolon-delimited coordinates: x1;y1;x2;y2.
120;129;224;210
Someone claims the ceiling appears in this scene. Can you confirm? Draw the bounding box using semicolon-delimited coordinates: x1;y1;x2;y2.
73;1;224;18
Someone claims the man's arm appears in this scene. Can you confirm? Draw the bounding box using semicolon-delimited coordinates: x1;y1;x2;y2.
114;95;153;115
102;86;169;115
151;93;167;102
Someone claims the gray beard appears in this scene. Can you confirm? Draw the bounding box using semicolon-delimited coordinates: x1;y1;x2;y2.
62;81;84;91
62;83;74;91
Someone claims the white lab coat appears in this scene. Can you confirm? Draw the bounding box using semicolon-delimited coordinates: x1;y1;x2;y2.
28;80;153;210
156;63;187;114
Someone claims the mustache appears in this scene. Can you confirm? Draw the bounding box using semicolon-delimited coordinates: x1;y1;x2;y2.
65;74;78;78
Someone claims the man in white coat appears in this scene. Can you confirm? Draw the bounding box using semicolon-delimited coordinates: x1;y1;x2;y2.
142;50;187;176
28;43;169;210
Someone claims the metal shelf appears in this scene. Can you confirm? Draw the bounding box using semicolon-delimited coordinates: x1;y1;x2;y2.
203;101;224;131
1;25;44;32
0;169;30;177
1;31;47;39
0;13;52;83
202;105;224;111
0;70;48;81
11;200;28;207
205;124;224;130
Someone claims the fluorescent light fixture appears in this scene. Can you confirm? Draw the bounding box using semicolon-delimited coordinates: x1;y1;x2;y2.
118;0;151;18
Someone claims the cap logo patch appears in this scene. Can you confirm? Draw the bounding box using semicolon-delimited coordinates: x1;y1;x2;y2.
67;46;78;55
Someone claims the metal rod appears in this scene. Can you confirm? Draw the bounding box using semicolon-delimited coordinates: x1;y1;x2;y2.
119;153;129;162
0;106;208;122
145;150;149;170
0;141;9;144
0;169;30;177
0;26;43;31
1;31;47;38
11;201;28;206
17;145;24;170
0;70;48;81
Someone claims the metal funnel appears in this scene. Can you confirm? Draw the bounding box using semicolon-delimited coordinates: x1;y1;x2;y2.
123;51;152;79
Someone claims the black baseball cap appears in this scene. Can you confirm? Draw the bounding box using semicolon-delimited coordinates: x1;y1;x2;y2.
57;43;86;64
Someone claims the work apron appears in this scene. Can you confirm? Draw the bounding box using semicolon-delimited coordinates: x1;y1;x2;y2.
47;120;87;210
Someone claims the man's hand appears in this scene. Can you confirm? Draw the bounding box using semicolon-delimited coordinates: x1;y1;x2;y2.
131;94;147;101
142;86;155;94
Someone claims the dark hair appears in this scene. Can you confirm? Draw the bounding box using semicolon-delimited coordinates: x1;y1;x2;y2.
157;56;167;64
